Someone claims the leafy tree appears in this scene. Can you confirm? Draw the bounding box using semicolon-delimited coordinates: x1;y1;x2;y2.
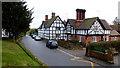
2;1;34;40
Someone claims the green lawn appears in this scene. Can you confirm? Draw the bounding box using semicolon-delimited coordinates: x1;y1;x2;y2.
2;39;40;66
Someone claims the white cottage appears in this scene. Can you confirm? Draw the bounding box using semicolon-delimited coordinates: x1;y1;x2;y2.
38;13;67;40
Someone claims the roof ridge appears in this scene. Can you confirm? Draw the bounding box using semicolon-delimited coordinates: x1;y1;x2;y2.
85;17;98;20
45;16;57;22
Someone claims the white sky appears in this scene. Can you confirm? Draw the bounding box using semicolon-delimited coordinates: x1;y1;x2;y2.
25;0;120;28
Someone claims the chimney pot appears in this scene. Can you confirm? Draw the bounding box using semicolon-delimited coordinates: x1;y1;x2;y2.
45;15;48;20
76;9;86;20
52;12;55;18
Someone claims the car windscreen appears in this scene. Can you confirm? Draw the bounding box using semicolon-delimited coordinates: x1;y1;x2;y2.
52;41;58;44
36;36;40;38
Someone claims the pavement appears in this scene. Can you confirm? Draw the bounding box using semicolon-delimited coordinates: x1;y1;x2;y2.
58;46;120;67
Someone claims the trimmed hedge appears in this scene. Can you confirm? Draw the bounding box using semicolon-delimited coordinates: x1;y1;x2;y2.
87;40;120;53
57;40;83;50
70;38;78;43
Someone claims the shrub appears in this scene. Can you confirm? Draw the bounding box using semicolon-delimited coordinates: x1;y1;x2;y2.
87;42;106;53
58;40;83;50
87;40;120;53
70;38;78;43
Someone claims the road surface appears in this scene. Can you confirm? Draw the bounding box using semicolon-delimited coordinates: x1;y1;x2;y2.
21;35;102;67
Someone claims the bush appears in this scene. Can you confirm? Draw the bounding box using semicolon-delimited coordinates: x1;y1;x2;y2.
57;40;83;50
87;42;107;53
70;38;78;43
87;40;120;53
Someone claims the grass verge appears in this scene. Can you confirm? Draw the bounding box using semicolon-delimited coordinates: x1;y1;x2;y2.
17;41;47;67
2;39;39;66
2;39;47;67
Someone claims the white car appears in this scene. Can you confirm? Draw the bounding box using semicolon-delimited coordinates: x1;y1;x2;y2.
32;34;36;38
34;36;41;41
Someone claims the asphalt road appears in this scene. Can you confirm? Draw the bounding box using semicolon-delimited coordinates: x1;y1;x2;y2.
21;35;102;67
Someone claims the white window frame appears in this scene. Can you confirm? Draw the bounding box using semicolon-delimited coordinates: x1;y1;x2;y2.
106;36;109;41
79;36;82;42
114;36;117;40
92;36;97;42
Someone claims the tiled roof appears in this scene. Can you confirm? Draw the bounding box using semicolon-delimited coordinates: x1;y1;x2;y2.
111;30;120;36
39;16;66;28
67;17;112;30
43;16;57;28
110;25;120;32
75;17;98;29
67;19;76;27
100;19;112;30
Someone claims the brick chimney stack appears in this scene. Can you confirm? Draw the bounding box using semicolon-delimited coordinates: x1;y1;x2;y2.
75;9;86;26
52;12;55;18
76;9;86;21
45;15;48;20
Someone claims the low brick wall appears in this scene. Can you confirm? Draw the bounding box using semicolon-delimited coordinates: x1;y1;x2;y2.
87;50;114;64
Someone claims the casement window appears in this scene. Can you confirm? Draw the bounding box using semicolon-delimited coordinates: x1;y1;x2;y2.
102;36;105;41
92;36;97;42
79;36;82;42
56;34;60;39
114;36;117;40
106;36;109;41
56;27;60;30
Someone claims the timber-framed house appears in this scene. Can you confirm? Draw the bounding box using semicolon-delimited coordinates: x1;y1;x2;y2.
38;13;67;40
66;9;112;46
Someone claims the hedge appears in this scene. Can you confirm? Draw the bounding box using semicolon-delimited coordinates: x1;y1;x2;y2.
87;40;120;53
70;38;78;43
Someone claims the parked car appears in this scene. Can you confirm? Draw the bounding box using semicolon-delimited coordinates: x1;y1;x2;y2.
46;40;58;49
34;36;41;41
31;34;36;39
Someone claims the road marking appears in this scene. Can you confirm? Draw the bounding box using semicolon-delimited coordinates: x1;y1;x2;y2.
57;49;76;58
76;60;94;68
57;48;94;68
71;58;94;68
70;57;81;60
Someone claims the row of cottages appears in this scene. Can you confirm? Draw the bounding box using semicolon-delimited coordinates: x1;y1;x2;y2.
110;25;120;41
66;9;112;46
38;13;67;40
38;9;120;46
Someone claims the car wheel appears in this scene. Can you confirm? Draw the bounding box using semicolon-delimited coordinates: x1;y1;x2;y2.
49;46;52;49
46;44;48;47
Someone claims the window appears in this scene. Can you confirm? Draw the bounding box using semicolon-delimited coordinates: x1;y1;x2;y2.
56;27;60;30
92;36;97;42
114;36;117;40
56;34;60;39
79;36;82;42
102;36;105;41
106;36;109;41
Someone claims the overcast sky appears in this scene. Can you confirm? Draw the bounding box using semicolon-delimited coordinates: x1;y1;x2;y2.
24;0;120;28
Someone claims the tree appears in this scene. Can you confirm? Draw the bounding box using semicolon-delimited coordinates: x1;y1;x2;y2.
2;1;34;40
113;17;120;25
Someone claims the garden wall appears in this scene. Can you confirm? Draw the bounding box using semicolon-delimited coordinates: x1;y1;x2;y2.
87;50;114;63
